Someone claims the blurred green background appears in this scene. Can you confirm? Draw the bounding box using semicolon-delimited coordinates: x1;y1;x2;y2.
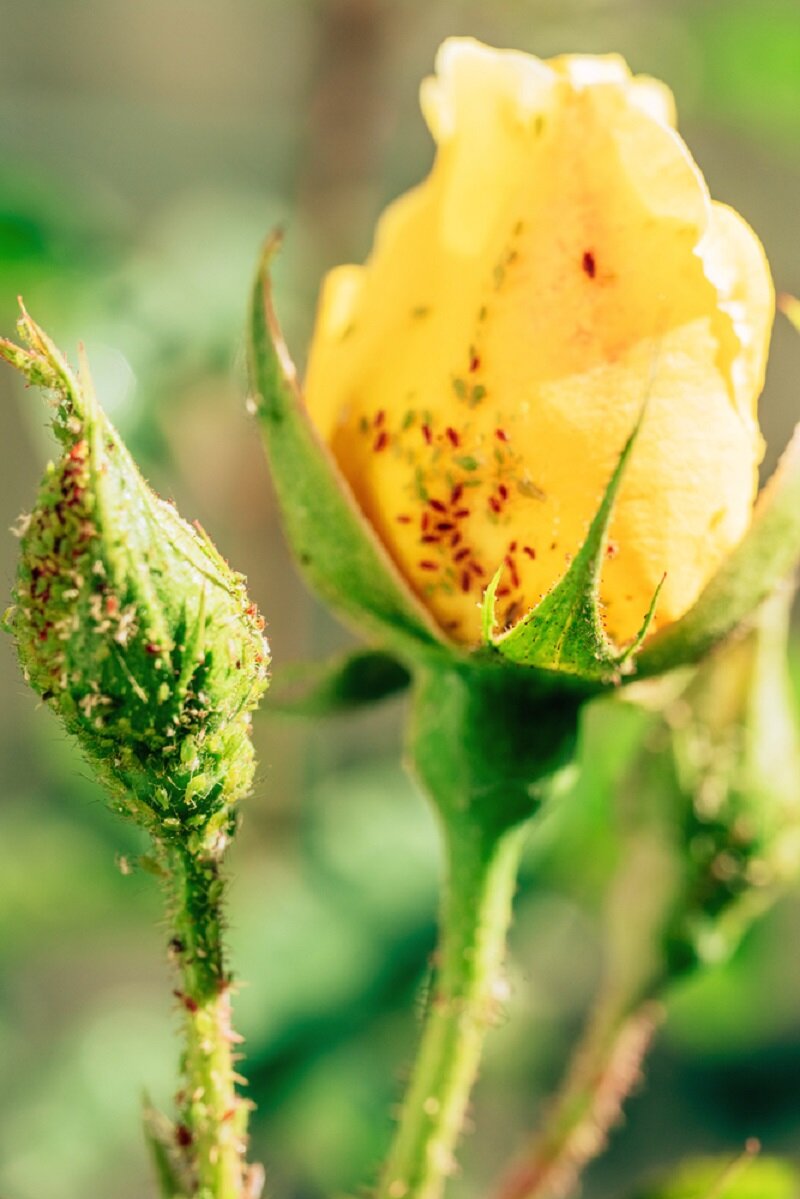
1;2;799;1197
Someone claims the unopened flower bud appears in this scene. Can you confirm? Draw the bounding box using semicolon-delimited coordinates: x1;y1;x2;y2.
654;583;800;971
3;309;269;852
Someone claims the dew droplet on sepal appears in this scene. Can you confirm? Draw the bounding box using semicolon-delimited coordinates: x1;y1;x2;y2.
2;307;270;852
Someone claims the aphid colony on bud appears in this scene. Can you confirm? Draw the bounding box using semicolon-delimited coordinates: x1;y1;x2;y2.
2;312;270;852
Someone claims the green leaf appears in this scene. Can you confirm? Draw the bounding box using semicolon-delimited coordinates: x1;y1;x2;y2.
637;424;800;678
488;412;657;683
142;1099;191;1199
266;649;411;716
247;234;443;658
631;1153;799;1199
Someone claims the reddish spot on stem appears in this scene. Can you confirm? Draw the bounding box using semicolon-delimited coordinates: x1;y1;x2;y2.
175;1124;193;1148
173;990;199;1014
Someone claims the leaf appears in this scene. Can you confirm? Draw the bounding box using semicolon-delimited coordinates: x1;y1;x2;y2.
488;412;658;683
637;424;800;678
247;234;443;658
266;649;411;716
142;1099;191;1199
630;1152;799;1199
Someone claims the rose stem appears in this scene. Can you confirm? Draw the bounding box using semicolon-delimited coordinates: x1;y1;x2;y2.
491;987;664;1199
163;840;254;1199
377;817;528;1199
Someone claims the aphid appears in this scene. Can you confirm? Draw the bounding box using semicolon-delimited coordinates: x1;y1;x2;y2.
173;989;199;1014
175;1124;193;1148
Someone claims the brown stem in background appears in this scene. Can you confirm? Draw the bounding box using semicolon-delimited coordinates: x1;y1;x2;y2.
297;0;394;270
492;996;664;1199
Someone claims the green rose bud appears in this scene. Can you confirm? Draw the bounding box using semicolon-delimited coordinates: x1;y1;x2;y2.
3;308;269;854
660;583;800;971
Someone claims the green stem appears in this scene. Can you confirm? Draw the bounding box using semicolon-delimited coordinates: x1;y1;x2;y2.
492;989;663;1199
377;818;528;1199
164;841;256;1199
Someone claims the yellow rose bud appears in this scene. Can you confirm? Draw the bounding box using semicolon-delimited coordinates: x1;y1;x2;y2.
305;39;773;648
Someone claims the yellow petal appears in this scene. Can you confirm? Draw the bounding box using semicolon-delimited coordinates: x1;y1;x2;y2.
305;39;773;647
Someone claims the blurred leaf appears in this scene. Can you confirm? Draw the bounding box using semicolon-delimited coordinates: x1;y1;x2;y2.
691;0;800;145
631;1153;800;1199
266;649;410;716
142;1100;190;1199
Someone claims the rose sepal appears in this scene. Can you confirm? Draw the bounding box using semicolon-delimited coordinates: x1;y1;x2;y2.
482;410;662;684
247;236;445;661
